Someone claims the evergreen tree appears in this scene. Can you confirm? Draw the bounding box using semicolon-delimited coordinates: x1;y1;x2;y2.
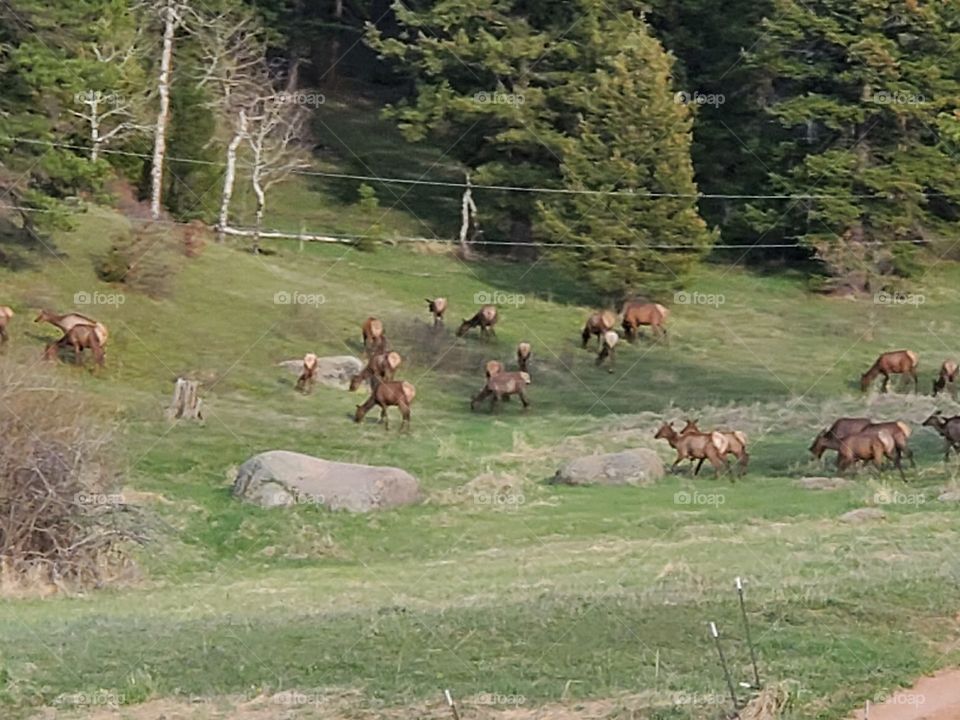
538;13;711;299
746;0;960;286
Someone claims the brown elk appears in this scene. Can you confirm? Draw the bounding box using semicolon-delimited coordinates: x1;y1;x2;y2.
361;316;386;354
680;419;749;475
812;418;914;470
654;422;729;476
621;301;669;343
932;360;959;398
35;309;109;346
425;297;447;326
582;310;616;349
484;360;504;379
0;306;13;343
595;331;619;373
354;376;415;431
43;324;105;367
295;353;319;394
457;305;498;339
517;342;531;373
349;351;402;391
922;412;960;461
471;371;530;412
809;428;901;479
860;350;918;393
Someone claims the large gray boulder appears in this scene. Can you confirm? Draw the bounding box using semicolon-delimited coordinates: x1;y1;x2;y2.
277;355;364;390
233;450;421;512
552;449;664;486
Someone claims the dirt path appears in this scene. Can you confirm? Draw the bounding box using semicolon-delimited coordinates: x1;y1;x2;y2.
849;669;960;720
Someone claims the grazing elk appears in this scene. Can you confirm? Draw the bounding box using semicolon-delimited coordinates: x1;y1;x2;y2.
680;419;749;476
349;351;402;391
295;353;319;394
44;324;105;367
517;342;531;373
361;316;386;355
471;371;530;412
595;331;619;373
582;310;616;349
654;422;729;477
425;297;448;326
621;301;669;343
860;350;919;393
35;309;109;346
809;428;902;479
354;376;415;431
922;412;960;461
0;306;13;343
932;360;959;398
456;305;498;339
813;418;914;470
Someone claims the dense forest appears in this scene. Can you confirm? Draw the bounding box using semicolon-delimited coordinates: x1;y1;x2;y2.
1;0;958;297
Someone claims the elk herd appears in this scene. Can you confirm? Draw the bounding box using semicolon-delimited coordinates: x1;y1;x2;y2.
4;295;960;483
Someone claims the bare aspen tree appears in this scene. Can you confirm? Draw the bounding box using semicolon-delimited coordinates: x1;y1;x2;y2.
245;96;311;251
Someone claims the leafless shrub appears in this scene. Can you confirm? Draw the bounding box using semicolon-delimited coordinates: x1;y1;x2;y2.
0;356;134;591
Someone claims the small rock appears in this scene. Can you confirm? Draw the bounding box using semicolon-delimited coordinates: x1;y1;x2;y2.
795;476;852;490
839;507;886;523
937;490;960;503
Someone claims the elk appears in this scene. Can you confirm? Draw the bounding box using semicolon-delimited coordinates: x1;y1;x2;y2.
517;342;531;373
654;421;728;477
813;418;914;469
35;309;109;346
470;371;530;412
860;350;918;393
425;297;447;326
484;359;504;379
621;301;669;343
295;353;319;394
680;419;749;475
361;316;386;354
922;412;960;461
582;310;616;349
595;331;619;373
354;376;415;431
43;324;105;367
932;360;959;398
349;351;402;391
809;428;902;479
456;304;498;339
0;306;13;343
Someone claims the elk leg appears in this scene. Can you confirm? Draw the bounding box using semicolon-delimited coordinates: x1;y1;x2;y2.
581;327;591;349
880;372;889;393
911;370;918;393
471;388;491;411
399;401;411;432
693;457;706;475
518;390;530;409
738;451;749;476
490;394;500;413
380;404;389;430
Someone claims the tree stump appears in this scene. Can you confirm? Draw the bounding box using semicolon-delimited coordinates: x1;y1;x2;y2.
166;378;203;421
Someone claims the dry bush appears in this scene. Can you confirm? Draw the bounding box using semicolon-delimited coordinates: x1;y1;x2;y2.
95;222;182;298
0;357;134;591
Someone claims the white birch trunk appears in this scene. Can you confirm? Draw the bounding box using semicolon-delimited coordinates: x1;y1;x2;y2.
150;0;177;219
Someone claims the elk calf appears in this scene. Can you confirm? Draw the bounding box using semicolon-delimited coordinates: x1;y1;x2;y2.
44;324;105;367
680;419;749;475
922;412;960;461
595;331;618;372
654;421;728;477
622;302;669;343
582;310;616;349
361;316;386;354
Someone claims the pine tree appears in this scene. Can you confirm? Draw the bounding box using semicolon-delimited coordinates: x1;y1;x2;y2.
538;13;711;300
746;0;960;287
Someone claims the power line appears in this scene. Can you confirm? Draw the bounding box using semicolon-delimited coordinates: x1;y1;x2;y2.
0;134;932;202
0;203;934;250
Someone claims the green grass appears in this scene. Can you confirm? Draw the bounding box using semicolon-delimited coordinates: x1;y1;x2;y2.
2;121;960;718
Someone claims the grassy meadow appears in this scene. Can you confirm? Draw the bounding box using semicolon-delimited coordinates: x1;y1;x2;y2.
0;91;959;720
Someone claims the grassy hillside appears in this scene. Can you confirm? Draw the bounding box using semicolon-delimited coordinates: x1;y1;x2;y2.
0;202;959;719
